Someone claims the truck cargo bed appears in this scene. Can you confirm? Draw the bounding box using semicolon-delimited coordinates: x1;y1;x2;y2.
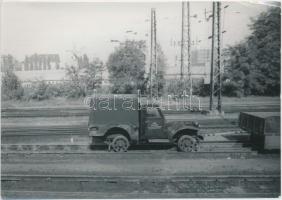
239;112;280;150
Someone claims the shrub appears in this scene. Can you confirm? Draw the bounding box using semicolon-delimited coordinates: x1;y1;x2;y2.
193;82;210;97
27;81;50;100
1;70;24;100
65;84;85;98
222;81;244;97
65;54;103;98
165;79;185;96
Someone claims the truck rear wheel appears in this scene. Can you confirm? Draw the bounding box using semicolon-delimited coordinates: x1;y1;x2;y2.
110;135;130;152
177;135;198;152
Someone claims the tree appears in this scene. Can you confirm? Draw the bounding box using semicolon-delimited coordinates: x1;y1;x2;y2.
66;53;104;97
28;80;50;100
247;6;281;95
1;54;17;72
223;6;281;96
81;58;104;92
222;43;250;97
107;40;146;94
1;68;24;100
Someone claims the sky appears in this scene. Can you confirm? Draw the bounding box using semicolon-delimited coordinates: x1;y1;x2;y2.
1;1;271;73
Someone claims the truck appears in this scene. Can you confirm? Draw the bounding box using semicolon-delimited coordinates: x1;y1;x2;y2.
88;94;203;152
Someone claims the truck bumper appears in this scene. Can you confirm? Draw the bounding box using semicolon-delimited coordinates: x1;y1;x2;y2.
89;130;98;137
90;136;105;145
197;135;204;141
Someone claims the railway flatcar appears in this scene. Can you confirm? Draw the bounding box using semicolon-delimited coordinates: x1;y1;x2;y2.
239;112;280;150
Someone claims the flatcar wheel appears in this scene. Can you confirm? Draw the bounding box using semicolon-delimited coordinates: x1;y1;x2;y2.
177;135;197;152
111;135;129;152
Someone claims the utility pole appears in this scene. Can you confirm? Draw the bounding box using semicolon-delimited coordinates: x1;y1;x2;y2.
209;3;215;111
187;2;192;109
180;2;192;99
217;2;222;112
209;2;222;112
150;8;157;99
180;2;185;80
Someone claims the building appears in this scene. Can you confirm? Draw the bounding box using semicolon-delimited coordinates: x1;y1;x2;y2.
1;54;66;87
191;49;211;84
23;54;60;71
191;49;211;66
1;54;20;72
1;54;61;72
165;49;211;84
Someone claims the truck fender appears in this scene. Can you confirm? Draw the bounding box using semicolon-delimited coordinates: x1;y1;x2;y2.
104;124;139;142
169;126;199;142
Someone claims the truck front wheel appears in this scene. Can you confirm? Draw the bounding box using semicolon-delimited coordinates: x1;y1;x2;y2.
177;135;198;152
109;135;130;152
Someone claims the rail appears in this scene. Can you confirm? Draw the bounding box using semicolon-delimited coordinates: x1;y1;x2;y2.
2;174;280;198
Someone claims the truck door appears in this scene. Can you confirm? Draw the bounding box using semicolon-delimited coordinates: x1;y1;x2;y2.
145;107;166;139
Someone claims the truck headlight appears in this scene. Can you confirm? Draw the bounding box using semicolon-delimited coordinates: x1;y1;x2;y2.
192;121;200;127
89;127;99;136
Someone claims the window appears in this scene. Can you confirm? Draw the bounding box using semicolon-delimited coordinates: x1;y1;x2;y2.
146;108;160;118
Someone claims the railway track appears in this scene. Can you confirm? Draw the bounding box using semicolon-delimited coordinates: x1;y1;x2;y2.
1;124;240;135
2;174;280;198
0;150;258;159
1;103;280;118
1;124;250;158
1;142;250;152
1;124;242;145
1;140;258;159
2;102;279;199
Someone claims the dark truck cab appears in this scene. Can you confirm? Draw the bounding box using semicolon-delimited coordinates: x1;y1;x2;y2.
88;94;202;152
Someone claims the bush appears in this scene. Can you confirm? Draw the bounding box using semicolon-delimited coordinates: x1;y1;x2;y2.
193;82;210;97
65;54;103;98
22;81;92;101
65;84;86;98
24;81;50;100
23;81;85;100
222;81;244;97
1;70;24;100
165;79;185;96
45;84;63;97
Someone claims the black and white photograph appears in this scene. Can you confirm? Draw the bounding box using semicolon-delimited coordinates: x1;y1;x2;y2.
0;0;281;198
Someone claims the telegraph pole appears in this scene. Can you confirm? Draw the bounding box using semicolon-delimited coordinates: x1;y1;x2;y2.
180;2;185;80
150;8;157;99
209;3;215;111
187;2;192;108
209;2;222;113
154;9;158;97
180;2;192;99
217;2;222;112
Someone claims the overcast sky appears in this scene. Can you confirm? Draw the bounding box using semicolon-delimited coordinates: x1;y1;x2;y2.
1;1;270;73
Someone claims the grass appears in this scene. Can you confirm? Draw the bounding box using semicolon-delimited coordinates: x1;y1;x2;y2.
1;95;280;109
1;97;86;108
199;96;280;104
